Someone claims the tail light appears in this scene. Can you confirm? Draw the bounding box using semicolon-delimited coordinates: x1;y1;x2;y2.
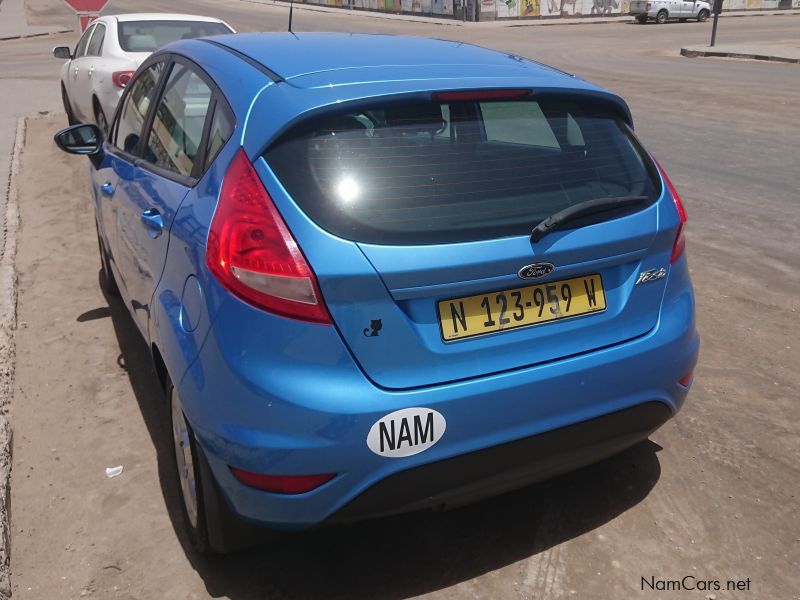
646;2;652;9
206;149;331;324
230;467;335;494
112;71;134;88
654;158;687;264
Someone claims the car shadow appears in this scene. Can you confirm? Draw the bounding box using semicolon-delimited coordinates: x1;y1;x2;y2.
98;270;663;600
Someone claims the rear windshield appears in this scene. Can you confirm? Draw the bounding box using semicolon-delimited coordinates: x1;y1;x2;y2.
266;96;661;245
117;20;231;53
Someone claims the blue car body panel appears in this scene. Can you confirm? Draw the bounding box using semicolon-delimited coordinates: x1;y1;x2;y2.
87;33;698;530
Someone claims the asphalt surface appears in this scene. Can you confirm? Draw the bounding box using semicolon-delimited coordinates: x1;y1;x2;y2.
5;0;800;598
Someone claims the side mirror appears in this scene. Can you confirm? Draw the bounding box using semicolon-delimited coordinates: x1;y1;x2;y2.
53;46;72;60
54;124;104;163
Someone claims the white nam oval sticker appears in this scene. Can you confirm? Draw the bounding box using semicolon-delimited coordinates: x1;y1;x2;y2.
367;407;446;458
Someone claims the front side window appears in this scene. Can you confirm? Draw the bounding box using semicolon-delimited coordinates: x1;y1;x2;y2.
143;65;213;177
117;20;232;53
73;25;94;58
266;97;661;245
113;62;165;154
86;23;106;56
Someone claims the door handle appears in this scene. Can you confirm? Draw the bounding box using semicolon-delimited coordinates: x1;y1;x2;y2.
140;209;164;238
100;181;114;197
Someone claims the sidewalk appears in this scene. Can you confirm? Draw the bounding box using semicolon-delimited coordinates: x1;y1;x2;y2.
0;0;71;40
241;0;798;27
681;42;800;63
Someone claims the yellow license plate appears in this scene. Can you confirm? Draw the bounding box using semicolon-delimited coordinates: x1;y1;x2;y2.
437;274;606;341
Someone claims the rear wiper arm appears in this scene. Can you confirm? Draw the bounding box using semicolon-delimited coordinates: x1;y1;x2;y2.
530;195;648;243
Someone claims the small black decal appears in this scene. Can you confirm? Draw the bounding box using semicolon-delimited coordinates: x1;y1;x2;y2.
363;319;382;337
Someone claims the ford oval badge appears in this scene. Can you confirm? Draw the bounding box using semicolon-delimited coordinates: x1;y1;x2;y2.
518;262;555;280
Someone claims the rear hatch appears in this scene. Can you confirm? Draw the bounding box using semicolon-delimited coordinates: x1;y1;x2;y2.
629;0;649;13
265;91;673;390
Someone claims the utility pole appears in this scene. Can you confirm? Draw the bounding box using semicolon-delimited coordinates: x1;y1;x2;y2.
710;0;721;47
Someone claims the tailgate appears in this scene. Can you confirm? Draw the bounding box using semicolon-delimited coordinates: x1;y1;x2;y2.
264;90;677;389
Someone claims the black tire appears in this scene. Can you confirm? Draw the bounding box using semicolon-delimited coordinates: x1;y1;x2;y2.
636;14;648;23
62;85;77;126
168;382;266;553
656;9;668;23
697;8;709;21
93;99;108;136
96;225;119;297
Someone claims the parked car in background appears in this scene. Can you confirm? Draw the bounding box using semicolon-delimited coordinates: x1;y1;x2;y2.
630;0;711;23
53;33;698;553
53;13;234;132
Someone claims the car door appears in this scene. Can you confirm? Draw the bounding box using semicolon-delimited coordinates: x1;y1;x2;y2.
113;58;216;337
66;24;95;121
83;22;106;123
94;60;167;305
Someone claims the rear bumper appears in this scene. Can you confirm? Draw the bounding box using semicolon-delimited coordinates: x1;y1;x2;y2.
329;401;671;523
177;259;698;529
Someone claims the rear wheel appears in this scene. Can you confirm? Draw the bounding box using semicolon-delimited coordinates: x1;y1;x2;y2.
656;9;668;23
169;382;267;553
697;8;709;21
636;14;648;22
93;98;108;136
96;226;119;297
61;85;77;126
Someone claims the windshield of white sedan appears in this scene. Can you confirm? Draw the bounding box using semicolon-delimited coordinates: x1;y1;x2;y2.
118;21;231;53
266;97;661;245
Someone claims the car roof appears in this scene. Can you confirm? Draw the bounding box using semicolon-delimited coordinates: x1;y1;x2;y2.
211;33;578;83
110;13;229;24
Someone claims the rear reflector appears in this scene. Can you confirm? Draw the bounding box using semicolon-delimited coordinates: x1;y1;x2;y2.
432;89;532;103
229;467;335;494
112;71;134;88
653;158;688;264
206;149;331;324
678;370;694;387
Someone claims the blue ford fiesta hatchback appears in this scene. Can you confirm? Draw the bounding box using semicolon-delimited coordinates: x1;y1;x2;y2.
55;33;698;552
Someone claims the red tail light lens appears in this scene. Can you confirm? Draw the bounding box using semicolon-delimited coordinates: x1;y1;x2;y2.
230;467;335;494
654;158;687;264
678;370;694;387
112;70;134;88
206;149;331;324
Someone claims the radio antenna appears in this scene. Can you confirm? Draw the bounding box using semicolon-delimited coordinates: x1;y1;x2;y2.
288;0;294;32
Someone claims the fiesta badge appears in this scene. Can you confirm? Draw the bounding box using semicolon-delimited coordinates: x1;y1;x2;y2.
518;262;555;280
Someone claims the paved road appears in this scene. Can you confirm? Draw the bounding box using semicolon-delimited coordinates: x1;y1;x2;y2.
6;1;799;598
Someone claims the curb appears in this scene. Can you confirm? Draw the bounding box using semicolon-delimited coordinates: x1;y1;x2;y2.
0;28;72;42
0;116;23;600
680;47;800;63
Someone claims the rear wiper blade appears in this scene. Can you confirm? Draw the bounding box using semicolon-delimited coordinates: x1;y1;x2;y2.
530;195;648;243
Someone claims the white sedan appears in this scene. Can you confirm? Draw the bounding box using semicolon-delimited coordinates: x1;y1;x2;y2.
53;13;234;132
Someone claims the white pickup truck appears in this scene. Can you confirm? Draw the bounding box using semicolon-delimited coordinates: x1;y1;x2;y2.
630;0;711;23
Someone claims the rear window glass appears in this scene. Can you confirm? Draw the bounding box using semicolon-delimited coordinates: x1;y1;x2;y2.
118;20;232;53
265;97;661;245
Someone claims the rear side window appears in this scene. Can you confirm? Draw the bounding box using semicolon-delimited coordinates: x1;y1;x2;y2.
117;20;232;53
113;61;165;154
143;65;213;177
86;23;105;56
266;97;661;245
204;103;234;170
